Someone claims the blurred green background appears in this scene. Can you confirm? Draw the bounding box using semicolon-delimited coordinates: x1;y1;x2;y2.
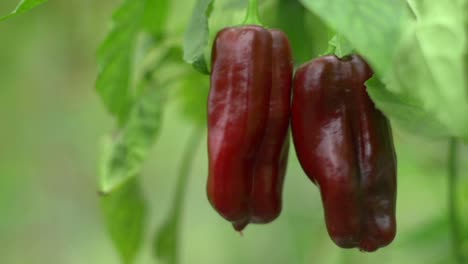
1;0;467;264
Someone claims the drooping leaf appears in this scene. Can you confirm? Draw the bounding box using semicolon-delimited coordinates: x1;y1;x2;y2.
0;0;48;21
183;0;214;74
101;178;147;264
154;128;202;264
96;0;146;124
299;0;407;76
99;84;164;194
97;3;174;262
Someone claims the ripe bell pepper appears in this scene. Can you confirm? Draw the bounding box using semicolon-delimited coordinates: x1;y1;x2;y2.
207;25;293;231
291;55;397;252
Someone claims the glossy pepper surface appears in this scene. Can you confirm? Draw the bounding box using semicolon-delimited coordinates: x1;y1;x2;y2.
207;25;293;231
291;55;397;252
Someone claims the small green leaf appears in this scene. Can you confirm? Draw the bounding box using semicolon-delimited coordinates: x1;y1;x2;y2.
0;0;48;21
327;34;354;58
99;85;163;194
299;0;407;76
154;128;202;264
191;56;209;75
143;0;170;39
96;0;146;124
183;0;214;74
101;178;147;264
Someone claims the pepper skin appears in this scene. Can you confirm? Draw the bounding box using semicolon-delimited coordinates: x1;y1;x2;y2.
207;26;293;231
291;55;397;252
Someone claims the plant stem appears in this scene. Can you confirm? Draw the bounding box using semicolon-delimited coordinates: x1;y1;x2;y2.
243;0;262;25
448;138;465;264
171;127;203;264
172;127;203;223
154;127;203;264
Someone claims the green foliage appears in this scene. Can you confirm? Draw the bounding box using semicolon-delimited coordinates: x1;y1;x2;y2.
0;0;468;263
96;0;177;262
388;0;468;139
183;0;214;74
97;0;176;197
301;0;468;140
0;0;48;21
273;0;315;64
300;0;406;76
366;77;449;138
143;0;169;39
92;0;468;263
96;0;145;125
325;34;354;58
101;178;147;264
99;85;164;193
99;79;163;262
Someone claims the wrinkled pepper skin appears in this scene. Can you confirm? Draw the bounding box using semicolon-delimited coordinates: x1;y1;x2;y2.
207;26;293;231
291;55;397;252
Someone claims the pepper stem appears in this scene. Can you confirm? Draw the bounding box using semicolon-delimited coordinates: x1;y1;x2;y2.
242;0;262;25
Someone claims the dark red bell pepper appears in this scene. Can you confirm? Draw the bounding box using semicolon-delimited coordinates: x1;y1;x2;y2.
291;55;397;252
207;25;293;231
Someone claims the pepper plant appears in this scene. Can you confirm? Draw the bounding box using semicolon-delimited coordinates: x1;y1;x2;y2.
1;0;467;263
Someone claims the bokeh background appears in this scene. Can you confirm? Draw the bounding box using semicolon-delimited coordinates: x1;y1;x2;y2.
1;0;467;264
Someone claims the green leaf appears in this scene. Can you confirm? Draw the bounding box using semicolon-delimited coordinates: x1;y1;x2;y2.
386;0;468;139
154;128;202;264
99;84;163;194
366;76;449;138
143;0;170;39
183;0;214;74
299;0;407;76
274;0;315;64
101;178;147;264
0;0;48;21
324;34;354;58
96;0;146;124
